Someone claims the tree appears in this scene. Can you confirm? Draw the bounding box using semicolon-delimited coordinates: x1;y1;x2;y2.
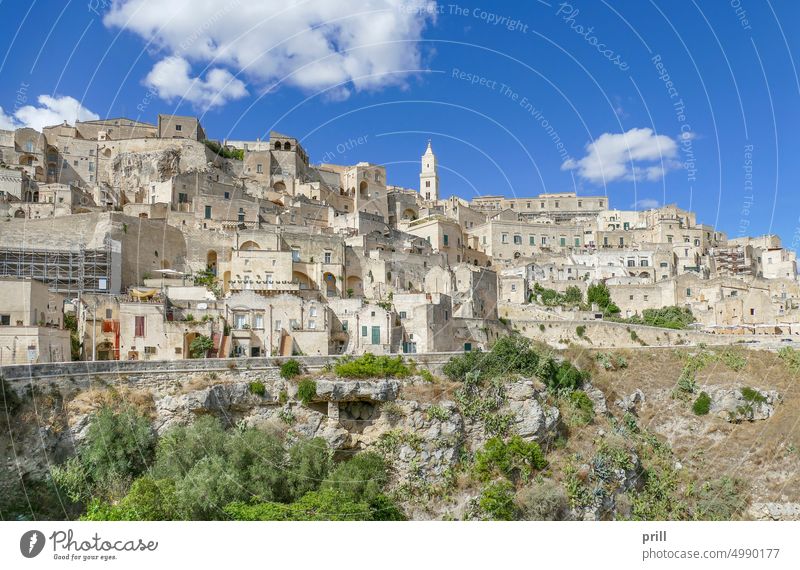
53;405;154;502
189;335;214;359
587;282;620;315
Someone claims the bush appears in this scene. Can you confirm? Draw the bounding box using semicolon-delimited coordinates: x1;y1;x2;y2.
224;489;371;521
692;392;711;415
479;480;517;520
248;381;266;397
612;306;695;329
280;359;302;379
334;353;410;378
82;477;178;521
419;369;435;383
443;334;541;382
567;390;595;425
52;404;155;502
297;378;317;405
189;335;214;359
587;283;620;315
285;438;332;499
516;480;569;521
474;436;546;483
693;477;748;520
575;325;586;338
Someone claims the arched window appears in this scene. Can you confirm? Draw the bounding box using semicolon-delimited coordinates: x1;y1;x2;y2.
283;141;291;151
274;141;281;150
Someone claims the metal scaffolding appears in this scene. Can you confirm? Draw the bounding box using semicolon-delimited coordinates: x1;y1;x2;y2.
0;239;113;295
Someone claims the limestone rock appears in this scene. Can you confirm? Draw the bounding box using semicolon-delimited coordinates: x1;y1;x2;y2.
706;386;780;422
583;382;608;415
748;502;800;521
315;379;400;402
615;389;645;415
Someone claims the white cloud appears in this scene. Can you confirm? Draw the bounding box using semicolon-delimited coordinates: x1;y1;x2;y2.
12;95;99;131
145;56;248;109
562;127;680;184
104;0;437;103
0;107;16;130
632;198;660;209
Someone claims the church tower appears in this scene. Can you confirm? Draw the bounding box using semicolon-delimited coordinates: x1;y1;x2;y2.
419;140;439;201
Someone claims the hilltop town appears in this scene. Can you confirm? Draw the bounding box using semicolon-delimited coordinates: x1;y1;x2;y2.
0;113;798;364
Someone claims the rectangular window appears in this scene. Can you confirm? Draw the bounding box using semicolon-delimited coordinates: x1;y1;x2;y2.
324;252;332;264
513;235;522;245
234;314;246;329
309;307;317;317
175;124;182;131
640;259;649;267
560;237;566;247
204;205;212;219
134;316;145;337
178;193;188;203
529;235;535;246
574;237;580;246
105;309;113;319
292;249;300;262
274;320;282;331
254;314;264;329
627;259;636;267
541;236;547;245
361;325;368;337
144;346;157;355
256;164;263;174
290;319;299;330
342;320;348;332
501;234;508;244
0;314;10;326
224;192;230;199
399;311;407;319
443;234;449;246
308;320;316;329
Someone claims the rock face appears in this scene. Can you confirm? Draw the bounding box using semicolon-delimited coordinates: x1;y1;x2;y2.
705;386;780;422
583;382;609;415
504;380;560;442
615;389;645;415
748;502;800;521
315;379;400;402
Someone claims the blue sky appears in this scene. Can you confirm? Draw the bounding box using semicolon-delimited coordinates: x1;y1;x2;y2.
1;1;798;246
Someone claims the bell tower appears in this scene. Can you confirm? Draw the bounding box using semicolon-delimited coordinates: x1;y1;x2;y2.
419;139;439;201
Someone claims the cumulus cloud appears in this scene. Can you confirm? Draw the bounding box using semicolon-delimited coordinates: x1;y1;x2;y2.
7;95;99;132
103;0;437;103
562;127;680;184
632;198;660;209
145;56;248;109
0;107;16;130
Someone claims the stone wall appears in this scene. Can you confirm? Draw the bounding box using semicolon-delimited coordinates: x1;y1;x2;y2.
0;351;461;392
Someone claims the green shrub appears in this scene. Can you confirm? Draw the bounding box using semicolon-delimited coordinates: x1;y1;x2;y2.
189;335;214;358
419;369;435;383
479;480;517;520
693;477;748;521
576;325;586;338
611;306;696;329
474;436;546;483
516;480;569;521
740;386;767;404
82;477;178;521
52;404;155;502
719;349;747;371
692;392;711;415
567;390;595;425
248;381;266;397
778;346;800;372
280;359;301;379
297;378;317;405
426;404;450;422
334;353;410;378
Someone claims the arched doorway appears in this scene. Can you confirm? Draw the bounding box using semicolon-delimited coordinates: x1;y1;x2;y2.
96;341;114;361
273;181;286;192
359;180;368;198
346;276;363;297
293;270;313;290
323;272;337;297
14;209;25;218
184;332;199;358
207;250;218;275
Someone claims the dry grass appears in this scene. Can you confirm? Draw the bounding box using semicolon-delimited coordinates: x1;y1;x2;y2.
67;386;155;419
583;347;800;502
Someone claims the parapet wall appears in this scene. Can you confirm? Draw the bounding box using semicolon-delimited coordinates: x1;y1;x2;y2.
0;352;461;394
